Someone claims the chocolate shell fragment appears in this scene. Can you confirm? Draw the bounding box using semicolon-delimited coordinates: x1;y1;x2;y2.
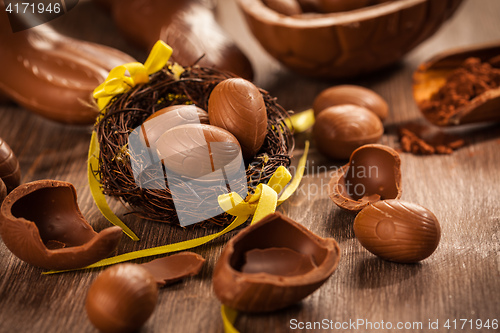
140;252;205;286
213;212;340;312
0;180;122;270
0;137;21;192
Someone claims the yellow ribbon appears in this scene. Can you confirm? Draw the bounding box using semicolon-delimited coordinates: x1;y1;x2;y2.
286;109;315;133
93;40;173;110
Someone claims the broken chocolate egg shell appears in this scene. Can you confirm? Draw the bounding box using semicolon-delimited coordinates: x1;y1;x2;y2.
0;178;6;204
263;0;303;15
413;42;500;126
0;180;122;270
328;144;402;212
0;137;21;192
86;263;158;333
140;252;205;286
354;200;441;263
213;212;340;313
238;0;463;78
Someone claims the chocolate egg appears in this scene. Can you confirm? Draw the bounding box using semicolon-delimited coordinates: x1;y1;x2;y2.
354;200;441;263
141;105;209;150
86;263;158;333
313;85;389;120
208;78;268;159
0;178;6;204
329;144;402;211
303;0;372;13
263;0;303;15
0;180;122;270
0;137;21;192
156;124;242;179
313;105;384;160
213;212;341;312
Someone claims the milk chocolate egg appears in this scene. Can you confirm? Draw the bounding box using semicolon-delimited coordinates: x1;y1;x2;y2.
313;85;389;120
263;0;303;15
0;137;21;192
0;180;122;270
0;179;6;204
156;124;242;179
354;200;441;263
313;105;384;160
213;212;341;312
208;78;268;159
86;263;158;333
141;105;209;150
329;144;402;211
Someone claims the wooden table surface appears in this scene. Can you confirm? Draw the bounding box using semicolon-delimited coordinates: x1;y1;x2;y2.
0;0;499;332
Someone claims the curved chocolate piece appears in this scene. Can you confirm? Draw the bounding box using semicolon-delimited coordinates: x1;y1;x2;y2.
86;264;158;333
313;85;389;120
0;179;6;204
263;0;303;15
208;78;268;159
313;105;384;160
0;6;136;124
413;43;500;126
0;137;21;192
213;212;341;313
328;144;401;212
140;252;205;286
238;0;463;78
0;180;122;269
354;200;441;263
100;0;254;80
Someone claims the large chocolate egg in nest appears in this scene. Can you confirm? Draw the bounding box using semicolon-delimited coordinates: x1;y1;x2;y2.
95;66;294;227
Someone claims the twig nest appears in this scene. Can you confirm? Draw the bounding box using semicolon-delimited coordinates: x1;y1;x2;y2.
0;180;122;269
86;264;158;333
213;212;341;312
328;144;401;212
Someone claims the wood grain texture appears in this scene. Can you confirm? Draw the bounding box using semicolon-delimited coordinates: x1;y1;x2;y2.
0;0;499;332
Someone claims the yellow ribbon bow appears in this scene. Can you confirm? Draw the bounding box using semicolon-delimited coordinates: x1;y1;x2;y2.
93;40;173;110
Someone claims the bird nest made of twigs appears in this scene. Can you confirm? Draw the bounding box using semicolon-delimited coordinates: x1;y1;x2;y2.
95;64;294;228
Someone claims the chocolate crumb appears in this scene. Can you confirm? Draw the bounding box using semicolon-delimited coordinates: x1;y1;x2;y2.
420;57;500;125
398;122;465;155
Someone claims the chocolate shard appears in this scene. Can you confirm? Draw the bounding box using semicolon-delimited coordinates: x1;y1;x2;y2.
140;252;206;286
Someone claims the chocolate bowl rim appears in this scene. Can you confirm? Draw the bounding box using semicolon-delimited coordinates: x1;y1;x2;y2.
238;0;434;28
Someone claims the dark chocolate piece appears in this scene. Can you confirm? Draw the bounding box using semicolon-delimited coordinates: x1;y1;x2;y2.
213;212;341;313
354;200;441;263
0;180;122;270
313;105;383;160
313;85;389;120
0;4;136;124
0;137;20;192
208;78;268;159
328;144;401;211
86;264;158;333
98;0;254;80
140;252;205;286
238;0;463;78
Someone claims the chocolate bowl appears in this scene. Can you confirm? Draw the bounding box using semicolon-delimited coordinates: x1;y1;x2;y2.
213;212;341;312
238;0;463;78
0;180;122;270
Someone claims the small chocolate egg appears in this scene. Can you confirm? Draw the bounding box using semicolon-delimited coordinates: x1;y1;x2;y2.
156;124;242;179
86;264;158;333
354;200;441;263
142;105;209;150
328;144;402;212
0;180;122;270
213;212;341;312
313;85;389;120
263;0;303;15
313;105;384;160
208;78;268;159
0;137;21;192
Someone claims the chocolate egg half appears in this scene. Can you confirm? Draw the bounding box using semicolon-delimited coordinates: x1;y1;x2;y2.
213;212;340;312
0;180;122;270
328;144;402;211
354;200;441;263
208;78;268;159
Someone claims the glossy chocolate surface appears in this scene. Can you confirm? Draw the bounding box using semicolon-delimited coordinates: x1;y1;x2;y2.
0;179;6;204
86;264;158;333
0;137;20;192
0;5;136;124
263;0;303;15
156;124;242;180
213;212;340;312
354;200;441;263
208;78;268;159
0;180;122;269
141;252;205;286
313;105;383;160
313;85;389;120
329;144;401;211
